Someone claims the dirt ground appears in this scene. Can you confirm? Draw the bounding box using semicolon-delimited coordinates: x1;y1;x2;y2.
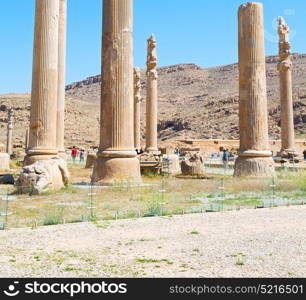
0;205;305;278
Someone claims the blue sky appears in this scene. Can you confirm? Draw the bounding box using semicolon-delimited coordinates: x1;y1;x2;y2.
0;0;305;94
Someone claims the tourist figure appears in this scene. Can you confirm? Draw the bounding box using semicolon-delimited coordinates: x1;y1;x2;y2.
71;146;78;163
79;149;85;163
303;150;306;161
136;148;144;155
222;149;230;168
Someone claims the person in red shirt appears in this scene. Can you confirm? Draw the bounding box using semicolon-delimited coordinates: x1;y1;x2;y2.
71;146;78;163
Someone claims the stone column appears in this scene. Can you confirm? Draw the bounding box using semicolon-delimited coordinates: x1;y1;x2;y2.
24;0;60;166
277;17;295;157
234;2;275;177
25;127;29;151
92;0;141;185
134;67;142;151
145;34;159;153
6;108;13;156
57;0;67;159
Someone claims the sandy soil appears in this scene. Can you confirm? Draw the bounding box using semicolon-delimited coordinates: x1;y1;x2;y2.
0;205;305;278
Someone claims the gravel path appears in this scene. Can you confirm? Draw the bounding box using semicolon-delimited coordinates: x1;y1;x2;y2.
0;206;305;277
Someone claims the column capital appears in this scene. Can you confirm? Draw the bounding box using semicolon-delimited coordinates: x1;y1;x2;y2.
278;17;292;63
146;69;158;79
146;34;157;72
277;60;293;72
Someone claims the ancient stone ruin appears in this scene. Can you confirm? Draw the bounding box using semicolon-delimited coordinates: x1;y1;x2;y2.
181;153;205;176
5;1;299;188
17;157;69;195
57;0;67;160
91;0;141;185
234;2;275;177
18;0;69;193
134;67;142;151
163;154;181;175
277;16;296;159
146;34;159;154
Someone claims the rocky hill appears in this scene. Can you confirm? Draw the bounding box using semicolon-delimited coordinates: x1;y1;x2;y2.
1;53;306;149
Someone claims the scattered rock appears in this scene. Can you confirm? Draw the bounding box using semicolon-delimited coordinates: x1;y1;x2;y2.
163;154;181;175
16;158;69;195
181;153;204;175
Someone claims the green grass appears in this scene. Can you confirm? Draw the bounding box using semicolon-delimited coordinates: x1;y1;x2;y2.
42;213;63;226
9;159;22;170
135;258;173;264
190;231;200;235
142;171;164;179
3;169;306;229
144;201;164;217
211;197;262;206
63;265;78;272
40;185;78;196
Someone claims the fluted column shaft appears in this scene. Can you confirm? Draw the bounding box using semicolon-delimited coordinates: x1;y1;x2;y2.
146;34;158;153
92;0;141;184
146;73;158;152
280;70;294;151
238;3;269;151
277;17;295;153
57;0;67;157
25;0;59;165
25;127;29;152
234;2;274;177
134;67;141;151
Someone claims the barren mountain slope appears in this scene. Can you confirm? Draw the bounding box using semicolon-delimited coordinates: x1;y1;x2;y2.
1;54;306;149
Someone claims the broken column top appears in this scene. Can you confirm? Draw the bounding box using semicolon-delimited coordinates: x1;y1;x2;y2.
239;2;263;9
277;16;292;68
278;16;290;40
147;34;157;71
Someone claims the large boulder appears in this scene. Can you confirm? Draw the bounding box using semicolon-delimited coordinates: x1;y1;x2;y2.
139;153;161;175
0;153;10;171
181;153;204;175
16;158;69;195
162;154;181;175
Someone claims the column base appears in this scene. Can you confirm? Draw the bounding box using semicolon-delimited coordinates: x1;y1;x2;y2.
24;154;59;167
92;156;142;185
277;149;298;158
146;147;161;155
234;154;275;177
58;151;67;160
